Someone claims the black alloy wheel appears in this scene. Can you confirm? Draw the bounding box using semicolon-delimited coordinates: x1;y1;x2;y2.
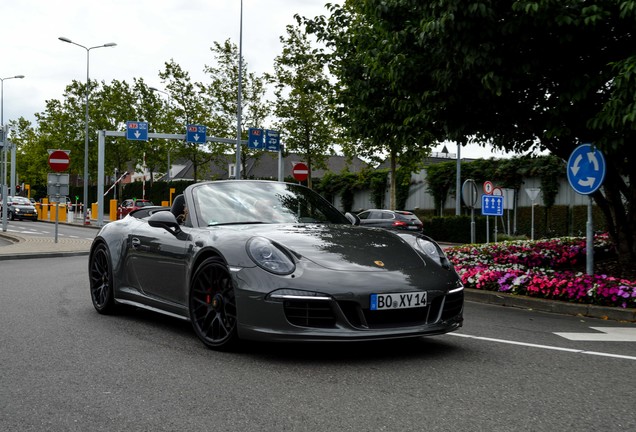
189;257;238;350
89;243;117;314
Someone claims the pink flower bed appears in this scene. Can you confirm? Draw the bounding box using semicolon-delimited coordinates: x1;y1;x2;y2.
445;234;636;309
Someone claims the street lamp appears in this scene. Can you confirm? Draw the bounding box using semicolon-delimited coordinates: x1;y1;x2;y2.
58;37;116;223
1;74;25;233
149;87;173;182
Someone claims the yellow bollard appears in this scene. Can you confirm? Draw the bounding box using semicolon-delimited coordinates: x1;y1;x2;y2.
161;200;169;207
91;203;98;220
57;203;67;222
110;199;118;221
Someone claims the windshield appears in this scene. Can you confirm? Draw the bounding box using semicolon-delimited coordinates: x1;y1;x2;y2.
190;181;350;226
10;197;31;205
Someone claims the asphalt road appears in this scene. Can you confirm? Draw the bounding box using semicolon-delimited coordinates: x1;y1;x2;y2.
0;219;98;241
1;256;634;432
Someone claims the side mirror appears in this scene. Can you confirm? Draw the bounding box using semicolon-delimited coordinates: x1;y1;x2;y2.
345;212;360;226
148;210;182;236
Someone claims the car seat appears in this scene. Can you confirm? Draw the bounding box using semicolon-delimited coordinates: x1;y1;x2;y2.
171;194;186;223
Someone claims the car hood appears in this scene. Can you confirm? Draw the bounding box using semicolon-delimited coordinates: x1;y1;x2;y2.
224;224;427;272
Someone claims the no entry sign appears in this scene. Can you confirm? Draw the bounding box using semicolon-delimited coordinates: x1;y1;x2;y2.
48;150;70;172
292;162;309;182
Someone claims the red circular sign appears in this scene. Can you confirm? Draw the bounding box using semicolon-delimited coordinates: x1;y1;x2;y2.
292;162;309;181
48;150;70;172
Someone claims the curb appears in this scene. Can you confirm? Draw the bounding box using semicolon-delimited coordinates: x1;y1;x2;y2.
465;288;636;322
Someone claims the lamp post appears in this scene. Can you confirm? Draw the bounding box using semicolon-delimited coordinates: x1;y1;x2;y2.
149;87;172;182
58;37;116;223
1;74;25;233
235;0;244;179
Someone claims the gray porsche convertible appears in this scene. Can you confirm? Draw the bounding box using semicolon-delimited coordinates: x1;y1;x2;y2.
89;180;464;350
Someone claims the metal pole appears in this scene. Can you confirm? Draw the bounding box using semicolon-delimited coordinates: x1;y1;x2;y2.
586;196;594;275
531;200;535;241
58;37;116;225
235;0;244;179
83;47;90;225
455;142;461;215
1;75;25;232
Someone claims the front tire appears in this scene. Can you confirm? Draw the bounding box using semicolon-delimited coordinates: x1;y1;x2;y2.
189;257;239;350
89;243;117;314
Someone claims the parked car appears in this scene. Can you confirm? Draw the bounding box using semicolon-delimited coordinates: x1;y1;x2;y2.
88;180;463;350
357;209;424;232
2;196;38;221
117;199;155;218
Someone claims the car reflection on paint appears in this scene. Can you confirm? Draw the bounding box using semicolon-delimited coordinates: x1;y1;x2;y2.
89;180;463;350
357;209;424;232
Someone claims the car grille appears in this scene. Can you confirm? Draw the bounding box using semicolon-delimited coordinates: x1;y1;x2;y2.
283;299;337;328
282;292;463;329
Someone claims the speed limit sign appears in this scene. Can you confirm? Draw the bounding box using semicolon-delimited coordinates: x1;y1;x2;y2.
483;181;494;195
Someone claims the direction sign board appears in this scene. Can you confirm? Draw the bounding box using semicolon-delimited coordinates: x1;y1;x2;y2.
248;128;265;149
567;143;606;195
292;162;309;181
481;194;504;216
186;124;207;143
265;129;280;151
126;121;149;141
48;150;70;172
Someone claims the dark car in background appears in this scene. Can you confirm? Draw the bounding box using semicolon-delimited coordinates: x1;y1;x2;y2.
117;199;155;218
357;209;424;232
3;196;38;221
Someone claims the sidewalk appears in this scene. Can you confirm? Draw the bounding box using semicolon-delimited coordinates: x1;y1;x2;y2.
0;223;634;322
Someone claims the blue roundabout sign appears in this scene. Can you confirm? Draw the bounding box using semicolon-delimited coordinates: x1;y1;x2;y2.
566;143;606;195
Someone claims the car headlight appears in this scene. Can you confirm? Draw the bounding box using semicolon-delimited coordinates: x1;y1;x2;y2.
14;208;21;213
415;236;451;269
247;236;296;275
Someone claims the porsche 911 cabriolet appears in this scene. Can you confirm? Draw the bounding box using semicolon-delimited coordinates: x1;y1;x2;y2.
88;180;464;350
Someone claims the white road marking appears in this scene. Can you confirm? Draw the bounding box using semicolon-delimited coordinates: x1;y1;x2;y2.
554;327;636;342
449;332;636;361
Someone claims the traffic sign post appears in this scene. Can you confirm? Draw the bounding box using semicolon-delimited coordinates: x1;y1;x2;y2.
248;128;264;149
265;129;280;151
186;124;207;143
567;143;606;276
461;179;478;243
292;162;309;182
567;143;606;195
48;149;70;172
126;121;149;141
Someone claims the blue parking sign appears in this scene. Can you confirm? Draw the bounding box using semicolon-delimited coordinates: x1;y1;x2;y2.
248;128;264;149
481;195;503;216
126;121;148;141
186;124;207;144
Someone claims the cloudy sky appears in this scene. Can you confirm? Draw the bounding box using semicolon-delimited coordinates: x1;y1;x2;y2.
1;0;506;159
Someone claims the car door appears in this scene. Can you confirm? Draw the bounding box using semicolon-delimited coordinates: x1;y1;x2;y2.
126;219;190;305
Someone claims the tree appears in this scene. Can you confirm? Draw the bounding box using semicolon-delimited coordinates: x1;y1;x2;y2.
158;60;215;181
300;3;435;205
310;0;636;269
269;23;337;189
199;40;271;178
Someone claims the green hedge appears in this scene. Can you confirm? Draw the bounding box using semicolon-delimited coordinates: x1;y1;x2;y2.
420;205;606;244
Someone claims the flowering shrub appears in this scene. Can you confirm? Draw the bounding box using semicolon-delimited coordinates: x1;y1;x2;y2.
446;234;636;309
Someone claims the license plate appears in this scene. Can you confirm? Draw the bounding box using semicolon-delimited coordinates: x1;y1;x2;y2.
407;226;419;230
370;292;427;310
